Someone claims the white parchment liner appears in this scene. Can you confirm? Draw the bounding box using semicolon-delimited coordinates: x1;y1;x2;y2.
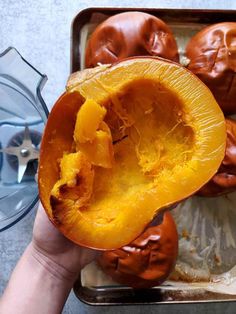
81;192;236;295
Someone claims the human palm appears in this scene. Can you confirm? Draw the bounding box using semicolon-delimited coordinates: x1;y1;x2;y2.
32;204;97;277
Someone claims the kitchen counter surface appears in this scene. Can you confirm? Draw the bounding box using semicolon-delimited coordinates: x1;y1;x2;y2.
1;1;236;313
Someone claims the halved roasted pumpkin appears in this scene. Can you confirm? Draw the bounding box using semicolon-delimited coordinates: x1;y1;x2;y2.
39;57;226;250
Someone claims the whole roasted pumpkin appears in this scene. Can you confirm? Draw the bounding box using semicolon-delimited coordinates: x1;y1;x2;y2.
97;211;178;289
39;57;226;250
186;22;236;115
85;11;179;67
198;118;236;196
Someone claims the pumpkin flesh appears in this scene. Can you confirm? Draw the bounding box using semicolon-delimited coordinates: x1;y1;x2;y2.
39;58;226;249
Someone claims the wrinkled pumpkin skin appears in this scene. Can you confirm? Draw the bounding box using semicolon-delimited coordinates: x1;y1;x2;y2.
85;11;179;68
97;211;178;289
186;22;236;115
198;118;236;196
39;57;226;250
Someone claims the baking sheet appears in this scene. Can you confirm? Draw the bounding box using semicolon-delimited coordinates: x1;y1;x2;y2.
72;7;236;304
80;192;236;295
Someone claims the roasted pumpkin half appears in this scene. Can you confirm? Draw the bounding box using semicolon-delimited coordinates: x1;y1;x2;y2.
39;57;226;250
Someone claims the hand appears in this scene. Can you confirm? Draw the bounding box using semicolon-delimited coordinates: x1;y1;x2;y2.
31;203;98;282
0;204;97;314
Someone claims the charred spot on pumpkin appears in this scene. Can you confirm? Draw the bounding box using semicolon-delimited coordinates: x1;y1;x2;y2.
59;184;68;195
75;174;82;185
50;195;62;207
112;135;128;145
50;195;63;225
58;181;85;200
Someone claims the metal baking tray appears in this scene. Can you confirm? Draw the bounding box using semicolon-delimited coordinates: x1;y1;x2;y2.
71;7;236;305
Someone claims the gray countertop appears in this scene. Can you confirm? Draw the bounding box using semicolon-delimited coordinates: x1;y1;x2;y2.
1;0;236;313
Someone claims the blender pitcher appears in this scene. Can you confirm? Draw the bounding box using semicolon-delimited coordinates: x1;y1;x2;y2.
0;47;48;231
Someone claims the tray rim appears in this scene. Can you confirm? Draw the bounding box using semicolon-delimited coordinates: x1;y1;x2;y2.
74;280;236;306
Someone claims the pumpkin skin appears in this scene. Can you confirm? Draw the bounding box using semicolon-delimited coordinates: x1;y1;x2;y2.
186;22;236;115
198;118;236;196
39;57;226;250
97;211;178;289
85;11;179;68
